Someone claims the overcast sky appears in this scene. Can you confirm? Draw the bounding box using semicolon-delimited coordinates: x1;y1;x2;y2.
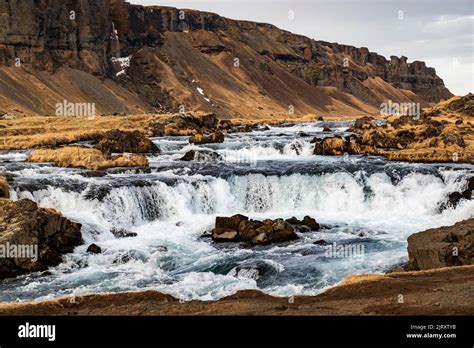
133;0;473;96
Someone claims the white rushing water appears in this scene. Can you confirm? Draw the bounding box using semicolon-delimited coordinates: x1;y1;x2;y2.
1;121;473;302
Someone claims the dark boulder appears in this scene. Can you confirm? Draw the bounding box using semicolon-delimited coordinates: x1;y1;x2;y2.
189;132;225;145
95;129;160;155
0;176;10;199
180;149;223;162
407;219;473;270
110;227;137;238
215;214;249;230
285;216;320;231
0;199;82;279
86;244;102;254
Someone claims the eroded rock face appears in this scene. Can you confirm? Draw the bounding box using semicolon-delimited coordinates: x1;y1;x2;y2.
0;0;118;74
407;219;473;271
0;1;452;118
0;199;83;279
95;129;160;154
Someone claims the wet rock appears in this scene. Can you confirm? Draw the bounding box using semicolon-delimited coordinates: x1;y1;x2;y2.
86;244;102;254
215;214;249;230
445;177;474;208
79;170;107;178
110;227;138;238
238;220;263;242
217;119;233;131
0;199;82;279
156;246;168;252
407;218;473;271
313;240;328;245
311;137;324;155
189;132;225;145
285;216;320;231
95;129;160;155
298;132;311;137
271;219;298;243
212;215;299;246
212;228;239;242
322;126;332;132
164;113;218;135
180;149;223;162
289;141;304;155
0;176;10;199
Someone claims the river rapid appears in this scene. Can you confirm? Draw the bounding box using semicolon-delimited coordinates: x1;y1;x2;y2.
0;121;473;302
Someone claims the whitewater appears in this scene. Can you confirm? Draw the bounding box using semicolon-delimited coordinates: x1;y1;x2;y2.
0;121;473;302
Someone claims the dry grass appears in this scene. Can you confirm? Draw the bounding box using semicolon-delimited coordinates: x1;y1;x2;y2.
27;147;149;170
0;114;158;150
0;112;326;150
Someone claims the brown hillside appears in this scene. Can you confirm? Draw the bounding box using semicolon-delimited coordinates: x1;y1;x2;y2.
0;1;453;119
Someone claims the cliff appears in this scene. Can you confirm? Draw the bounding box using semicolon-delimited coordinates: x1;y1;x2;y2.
0;0;453;118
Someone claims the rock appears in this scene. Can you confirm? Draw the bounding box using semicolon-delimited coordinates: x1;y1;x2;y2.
351;116;377;131
442;133;465;148
271;219;298;243
87;244;102;254
289;141;304;155
110;227;137;238
0;199;82;279
322;126;332;132
312;138;324;155
407;219;473;271
148;121;165;137
238;220;263;242
180;150;223;162
95;129;160;155
215;214;249;230
165;114;218;135
322;136;346;156
285;216;320;231
211;215;299;245
313;240;328;245
217;119;233;131
302;216;320;230
445;177;474;208
0;176;10;199
0;1;453;119
189;132;225;145
211;228;239;242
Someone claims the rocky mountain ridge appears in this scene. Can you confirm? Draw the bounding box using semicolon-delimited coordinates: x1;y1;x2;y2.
0;0;453;117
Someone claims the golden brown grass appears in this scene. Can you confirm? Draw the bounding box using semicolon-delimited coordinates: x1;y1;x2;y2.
0;112;324;150
27;147;149;170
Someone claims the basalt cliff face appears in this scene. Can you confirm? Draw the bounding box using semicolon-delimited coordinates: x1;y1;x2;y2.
0;0;453;118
